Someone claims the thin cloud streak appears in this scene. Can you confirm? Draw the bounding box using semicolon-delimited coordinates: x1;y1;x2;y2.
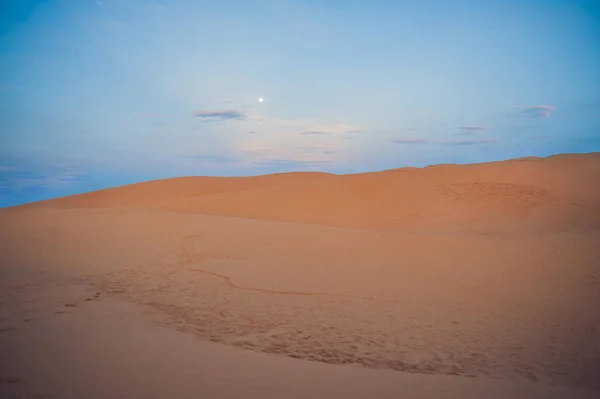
389;138;429;144
300;131;330;135
512;105;556;118
194;109;247;120
301;124;362;135
389;138;498;145
443;138;498;145
251;159;332;169
184;155;240;163
0;165;85;192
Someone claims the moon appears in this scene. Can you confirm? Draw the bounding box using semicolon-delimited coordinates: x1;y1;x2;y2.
258;97;264;103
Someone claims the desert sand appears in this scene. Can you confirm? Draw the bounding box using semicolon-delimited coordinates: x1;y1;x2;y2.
1;152;599;398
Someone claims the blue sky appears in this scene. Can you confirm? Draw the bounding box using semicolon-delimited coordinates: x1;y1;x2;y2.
1;0;599;207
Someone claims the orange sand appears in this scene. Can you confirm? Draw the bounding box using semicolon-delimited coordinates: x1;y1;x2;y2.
1;152;599;398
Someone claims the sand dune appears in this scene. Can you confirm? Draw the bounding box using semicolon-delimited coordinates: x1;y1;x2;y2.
30;171;333;209
1;153;600;398
33;152;600;233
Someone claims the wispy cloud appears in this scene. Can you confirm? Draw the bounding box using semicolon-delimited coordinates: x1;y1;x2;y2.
389;138;429;144
292;144;329;153
232;117;359;166
0;165;85;192
498;125;543;133
512;105;556;118
184;155;240;163
251;159;332;169
300;124;361;135
455;126;487;136
300;131;330;135
389;138;498;145
442;138;498;145
458;125;486;131
322;150;336;154
194;109;246;120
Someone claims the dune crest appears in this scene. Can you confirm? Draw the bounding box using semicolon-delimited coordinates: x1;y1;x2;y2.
21;152;600;233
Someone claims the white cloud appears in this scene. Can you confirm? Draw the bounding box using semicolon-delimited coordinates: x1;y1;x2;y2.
511;105;556;118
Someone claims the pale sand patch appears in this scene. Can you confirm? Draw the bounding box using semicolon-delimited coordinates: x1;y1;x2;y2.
0;279;597;399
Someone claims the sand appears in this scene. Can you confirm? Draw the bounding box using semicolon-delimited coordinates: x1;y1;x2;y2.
1;152;599;398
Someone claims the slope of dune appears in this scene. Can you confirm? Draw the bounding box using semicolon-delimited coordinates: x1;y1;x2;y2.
27;171;333;210
22;152;600;233
1;153;599;398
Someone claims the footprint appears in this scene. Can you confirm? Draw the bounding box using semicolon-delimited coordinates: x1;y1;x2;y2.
64;303;77;308
84;292;102;301
0;327;16;334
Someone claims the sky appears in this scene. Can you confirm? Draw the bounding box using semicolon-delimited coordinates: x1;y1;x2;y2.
1;0;599;207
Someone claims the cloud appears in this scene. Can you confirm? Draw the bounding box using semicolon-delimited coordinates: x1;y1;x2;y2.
389;138;429;144
300;124;361;135
232;118;358;165
43;165;85;182
512;105;556;118
389;138;498;145
322;150;336;154
0;165;85;192
441;138;499;145
498;125;542;133
194;109;246;120
455;126;486;136
458;125;485;131
300;131;330;136
251;159;332;169
292;145;329;153
184;155;239;163
0;166;13;172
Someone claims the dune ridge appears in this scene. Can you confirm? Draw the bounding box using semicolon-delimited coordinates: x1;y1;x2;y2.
22;152;600;233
